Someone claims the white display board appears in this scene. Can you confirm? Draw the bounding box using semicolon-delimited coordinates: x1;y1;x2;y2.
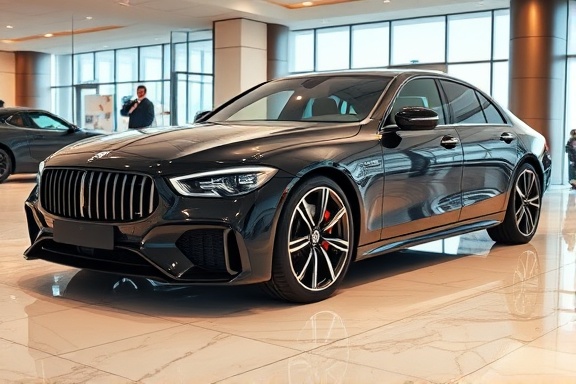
84;94;114;132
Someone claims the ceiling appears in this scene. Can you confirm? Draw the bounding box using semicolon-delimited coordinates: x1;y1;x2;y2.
0;0;509;55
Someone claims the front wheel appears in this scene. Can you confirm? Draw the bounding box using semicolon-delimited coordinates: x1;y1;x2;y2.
0;148;13;183
263;177;354;303
487;163;542;244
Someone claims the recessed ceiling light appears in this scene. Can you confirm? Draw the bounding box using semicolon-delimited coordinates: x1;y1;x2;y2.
383;0;390;3
267;0;360;9
6;25;14;29
86;16;93;20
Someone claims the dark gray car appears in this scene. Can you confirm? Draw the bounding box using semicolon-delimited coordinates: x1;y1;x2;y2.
24;70;552;303
0;107;104;182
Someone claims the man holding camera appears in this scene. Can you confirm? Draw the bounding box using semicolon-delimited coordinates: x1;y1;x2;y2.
120;85;155;129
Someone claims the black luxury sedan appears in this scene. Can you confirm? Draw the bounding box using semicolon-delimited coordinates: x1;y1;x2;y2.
24;70;552;303
0;107;104;183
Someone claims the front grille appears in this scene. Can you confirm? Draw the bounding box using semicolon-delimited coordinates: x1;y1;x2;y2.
40;168;159;222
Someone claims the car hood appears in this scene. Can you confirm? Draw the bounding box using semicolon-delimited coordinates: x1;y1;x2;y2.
44;121;361;174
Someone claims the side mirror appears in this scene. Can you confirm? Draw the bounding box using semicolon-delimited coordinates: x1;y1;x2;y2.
193;110;211;123
395;107;438;130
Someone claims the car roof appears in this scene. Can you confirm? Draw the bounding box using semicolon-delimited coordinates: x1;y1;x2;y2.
0;107;49;114
283;68;448;79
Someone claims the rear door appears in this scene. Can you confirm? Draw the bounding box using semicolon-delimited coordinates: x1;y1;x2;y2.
438;80;517;220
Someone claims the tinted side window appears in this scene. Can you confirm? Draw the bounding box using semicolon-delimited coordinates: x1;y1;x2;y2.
440;80;486;124
28;112;69;130
477;93;506;124
6;113;26;127
389;78;445;125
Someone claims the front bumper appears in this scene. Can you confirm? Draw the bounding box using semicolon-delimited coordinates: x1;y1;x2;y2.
24;176;289;285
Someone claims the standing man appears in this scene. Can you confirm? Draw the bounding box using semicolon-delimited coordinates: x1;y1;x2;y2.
121;85;155;129
566;129;576;189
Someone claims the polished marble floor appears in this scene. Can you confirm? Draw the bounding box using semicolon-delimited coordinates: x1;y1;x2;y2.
0;174;575;383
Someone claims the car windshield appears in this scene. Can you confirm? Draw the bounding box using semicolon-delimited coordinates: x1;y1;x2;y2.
208;75;392;123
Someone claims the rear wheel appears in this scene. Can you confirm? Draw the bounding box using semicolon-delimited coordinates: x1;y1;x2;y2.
487;163;541;244
0;148;13;183
263;177;354;303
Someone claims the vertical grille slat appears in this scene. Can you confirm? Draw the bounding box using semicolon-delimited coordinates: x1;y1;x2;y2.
129;176;137;220
40;169;159;223
73;171;81;218
149;180;156;215
64;171;72;216
120;175;127;221
95;172;103;220
104;173;111;220
60;169;68;217
139;177;146;219
55;169;63;215
87;172;95;219
112;173;119;221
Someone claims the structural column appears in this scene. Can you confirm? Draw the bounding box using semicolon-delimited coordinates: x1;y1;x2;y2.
509;0;568;184
0;52;16;107
213;19;268;107
267;24;289;80
213;19;289;108
15;51;51;110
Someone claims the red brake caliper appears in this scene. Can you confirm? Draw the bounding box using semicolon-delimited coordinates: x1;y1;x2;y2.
321;210;331;251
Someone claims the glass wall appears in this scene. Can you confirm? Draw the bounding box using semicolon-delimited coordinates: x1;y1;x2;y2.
351;23;389;69
565;1;576;183
391;16;445;65
289;10;509;106
289;5;576;185
51;31;213;132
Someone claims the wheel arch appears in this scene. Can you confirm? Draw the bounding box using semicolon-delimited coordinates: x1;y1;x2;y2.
283;166;362;262
517;154;546;194
0;143;15;173
500;155;544;212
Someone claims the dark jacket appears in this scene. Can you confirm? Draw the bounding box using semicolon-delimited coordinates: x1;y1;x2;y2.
121;98;155;128
566;137;576;163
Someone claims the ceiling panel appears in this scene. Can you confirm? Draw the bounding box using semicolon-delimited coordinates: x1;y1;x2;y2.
0;0;509;54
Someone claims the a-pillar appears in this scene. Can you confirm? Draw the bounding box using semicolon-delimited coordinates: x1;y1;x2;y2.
509;0;568;184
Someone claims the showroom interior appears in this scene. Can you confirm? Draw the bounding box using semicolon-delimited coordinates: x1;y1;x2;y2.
1;0;576;382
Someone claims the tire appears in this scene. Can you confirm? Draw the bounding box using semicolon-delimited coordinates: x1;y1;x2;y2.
487;163;541;244
263;177;354;303
0;148;13;183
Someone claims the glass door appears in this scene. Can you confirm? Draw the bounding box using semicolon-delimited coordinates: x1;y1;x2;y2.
75;85;98;128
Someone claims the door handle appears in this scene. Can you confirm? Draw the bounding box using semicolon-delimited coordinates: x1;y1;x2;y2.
441;135;459;149
500;132;515;144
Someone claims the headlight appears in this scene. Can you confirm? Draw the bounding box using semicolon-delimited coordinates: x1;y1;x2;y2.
36;160;45;184
169;166;278;197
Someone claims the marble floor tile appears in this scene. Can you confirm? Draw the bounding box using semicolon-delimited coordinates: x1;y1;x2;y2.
0;338;133;383
0;176;575;383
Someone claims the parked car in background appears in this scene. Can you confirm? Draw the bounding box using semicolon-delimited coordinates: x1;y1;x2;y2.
0;107;104;182
24;70;552;303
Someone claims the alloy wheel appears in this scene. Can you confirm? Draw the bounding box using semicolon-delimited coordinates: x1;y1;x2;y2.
514;168;541;237
287;186;351;292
